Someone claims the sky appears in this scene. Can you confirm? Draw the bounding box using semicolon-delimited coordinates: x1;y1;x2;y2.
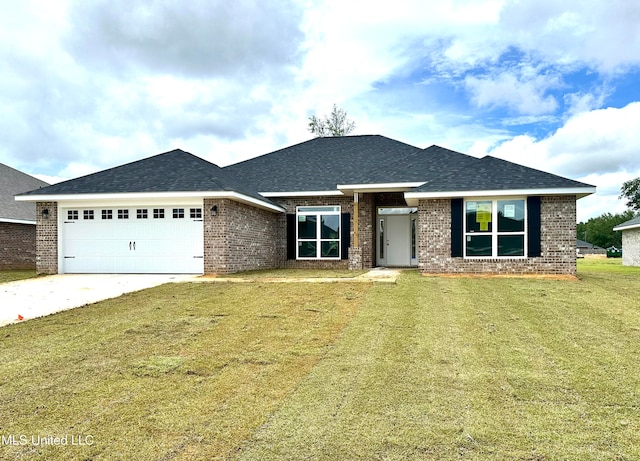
1;0;639;222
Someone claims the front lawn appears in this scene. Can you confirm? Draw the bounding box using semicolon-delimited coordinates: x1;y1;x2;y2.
1;266;639;460
0;269;37;284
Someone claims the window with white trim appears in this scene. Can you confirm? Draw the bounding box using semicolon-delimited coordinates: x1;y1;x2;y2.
296;206;340;259
67;210;79;220
465;199;526;257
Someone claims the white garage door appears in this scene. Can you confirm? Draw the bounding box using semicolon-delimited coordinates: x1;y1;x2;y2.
61;206;204;274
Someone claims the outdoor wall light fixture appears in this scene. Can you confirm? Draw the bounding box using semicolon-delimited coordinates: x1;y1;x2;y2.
210;205;218;217
41;208;50;220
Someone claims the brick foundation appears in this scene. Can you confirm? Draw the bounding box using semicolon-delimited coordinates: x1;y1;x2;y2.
418;196;577;275
0;222;37;270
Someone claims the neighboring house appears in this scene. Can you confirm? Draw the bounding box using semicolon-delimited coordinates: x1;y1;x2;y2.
1;163;49;269
613;216;640;266
576;239;606;258
16;135;595;275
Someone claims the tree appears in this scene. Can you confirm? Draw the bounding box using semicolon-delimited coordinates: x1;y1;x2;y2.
308;104;356;137
576;210;636;249
620;177;640;211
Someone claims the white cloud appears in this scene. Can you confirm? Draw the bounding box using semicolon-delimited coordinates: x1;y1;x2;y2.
465;71;561;114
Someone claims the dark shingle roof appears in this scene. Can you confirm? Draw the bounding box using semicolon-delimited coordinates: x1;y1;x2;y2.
18;149;270;204
0;163;49;221
224;135;425;191
413;155;593;193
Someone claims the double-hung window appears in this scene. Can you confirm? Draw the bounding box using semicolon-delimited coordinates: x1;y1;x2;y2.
465;199;526;257
297;206;341;259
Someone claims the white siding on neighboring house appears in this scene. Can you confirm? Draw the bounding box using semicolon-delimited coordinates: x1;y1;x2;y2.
621;228;640;267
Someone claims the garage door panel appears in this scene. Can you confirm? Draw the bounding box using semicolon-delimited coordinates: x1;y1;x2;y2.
62;206;204;274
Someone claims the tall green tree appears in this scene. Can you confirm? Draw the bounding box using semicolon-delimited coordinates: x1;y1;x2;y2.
308;104;356;137
620;177;640;211
577;210;636;248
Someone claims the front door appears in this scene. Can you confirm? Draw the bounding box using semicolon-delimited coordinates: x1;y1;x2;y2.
376;207;418;267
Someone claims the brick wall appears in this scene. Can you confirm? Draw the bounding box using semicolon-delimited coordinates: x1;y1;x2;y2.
0;222;36;270
621;228;640;266
203;198;279;273
36;202;58;274
418;195;577;275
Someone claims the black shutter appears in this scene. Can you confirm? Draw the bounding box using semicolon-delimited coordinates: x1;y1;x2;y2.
341;213;350;260
286;214;296;260
451;198;463;257
527;196;541;257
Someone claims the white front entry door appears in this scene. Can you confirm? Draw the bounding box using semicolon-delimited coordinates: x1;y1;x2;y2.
61;206;204;274
386;215;411;266
376;208;418;267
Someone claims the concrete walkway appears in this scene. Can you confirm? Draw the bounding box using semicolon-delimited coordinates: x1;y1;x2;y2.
0;274;194;327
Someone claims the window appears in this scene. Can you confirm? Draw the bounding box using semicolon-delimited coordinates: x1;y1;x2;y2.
102;210;113;220
153;209;164;219
465;199;526;257
173;208;185;219
190;208;202;219
83;210;94;220
117;209;129;220
296;206;340;259
67;210;79;220
137;209;148;219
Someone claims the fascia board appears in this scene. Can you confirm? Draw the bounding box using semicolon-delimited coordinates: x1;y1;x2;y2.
17;191;284;213
613;222;640;232
0;218;36;225
260;191;344;197
337;182;425;193
404;187;596;200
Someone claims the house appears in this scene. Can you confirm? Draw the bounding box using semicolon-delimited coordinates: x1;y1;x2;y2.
576;239;606;258
613;216;640;266
16;135;595;275
1;163;49;269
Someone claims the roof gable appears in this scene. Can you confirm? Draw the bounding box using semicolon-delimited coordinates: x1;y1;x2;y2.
18;149;269;204
0;163;49;222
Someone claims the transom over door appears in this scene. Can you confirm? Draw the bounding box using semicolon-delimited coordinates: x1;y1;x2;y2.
61;206;204;274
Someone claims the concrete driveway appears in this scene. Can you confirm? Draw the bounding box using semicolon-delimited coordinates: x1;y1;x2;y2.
0;274;195;327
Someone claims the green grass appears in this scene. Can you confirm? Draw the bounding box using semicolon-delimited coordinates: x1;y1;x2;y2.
1;265;639;460
578;256;640;274
0;282;370;460
0;269;37;283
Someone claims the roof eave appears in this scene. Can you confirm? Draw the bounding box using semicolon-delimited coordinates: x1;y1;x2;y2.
404;186;596;206
337;182;426;194
15;191;284;213
613;223;640;232
260;190;344;198
0;218;36;225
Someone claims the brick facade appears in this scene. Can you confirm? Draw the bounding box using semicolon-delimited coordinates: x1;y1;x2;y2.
203;198;279;273
34;194;579;275
418;195;577;275
0;222;36;270
35;202;58;275
621;228;640;266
